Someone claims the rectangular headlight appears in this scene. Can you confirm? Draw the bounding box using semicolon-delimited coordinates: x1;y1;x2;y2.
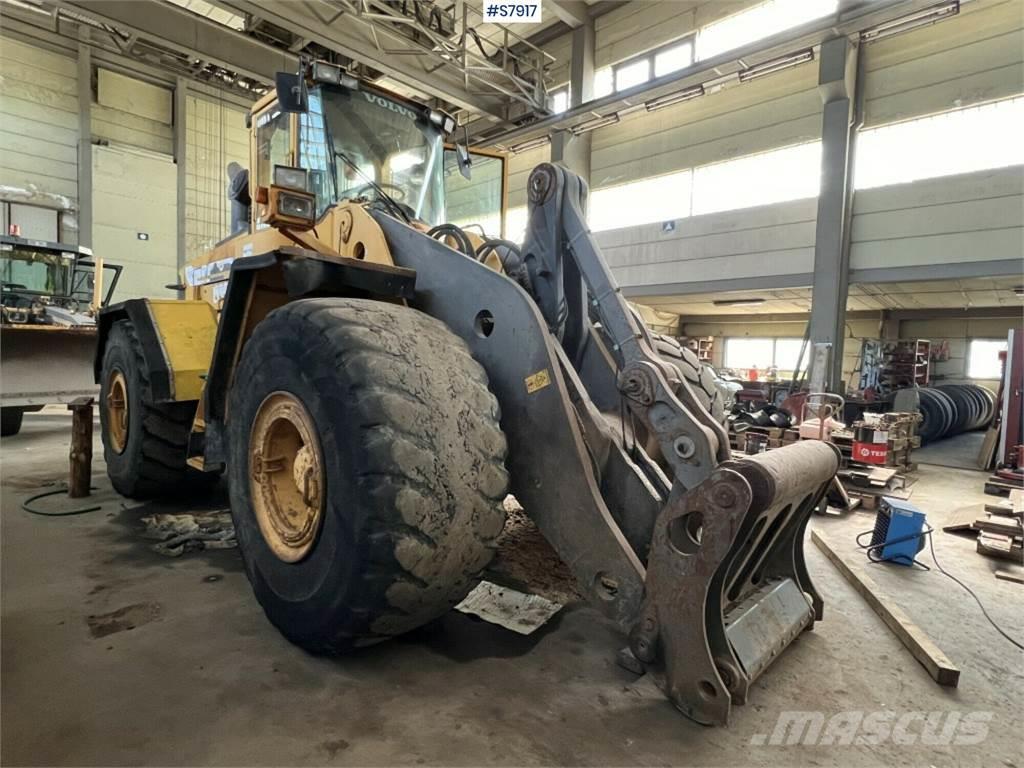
429;109;456;135
273;165;309;192
278;192;315;220
312;61;342;85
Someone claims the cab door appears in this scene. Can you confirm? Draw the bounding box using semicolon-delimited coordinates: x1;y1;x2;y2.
443;147;508;239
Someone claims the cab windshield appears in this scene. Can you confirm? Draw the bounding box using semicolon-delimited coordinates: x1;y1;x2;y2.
0;244;73;296
299;86;446;225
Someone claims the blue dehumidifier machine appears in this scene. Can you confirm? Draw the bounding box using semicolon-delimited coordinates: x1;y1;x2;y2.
858;498;929;567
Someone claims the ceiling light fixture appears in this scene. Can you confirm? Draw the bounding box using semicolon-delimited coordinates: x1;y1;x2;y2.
1013;286;1024;298
645;85;705;112
860;1;959;43
712;297;766;307
570;114;620;135
738;49;814;82
509;135;551;154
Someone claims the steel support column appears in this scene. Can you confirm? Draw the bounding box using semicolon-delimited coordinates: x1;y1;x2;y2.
808;37;857;392
551;17;594;184
76;28;92;248
174;77;187;282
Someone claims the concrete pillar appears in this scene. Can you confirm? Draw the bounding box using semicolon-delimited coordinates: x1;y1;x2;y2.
550;17;594;184
174;77;188;278
76;30;92;248
808;37;858;392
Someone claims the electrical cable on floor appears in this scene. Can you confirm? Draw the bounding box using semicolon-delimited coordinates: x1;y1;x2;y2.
22;486;101;516
859;525;1024;651
924;530;1024;651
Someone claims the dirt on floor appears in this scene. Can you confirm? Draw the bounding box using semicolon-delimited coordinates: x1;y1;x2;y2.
1;414;1022;767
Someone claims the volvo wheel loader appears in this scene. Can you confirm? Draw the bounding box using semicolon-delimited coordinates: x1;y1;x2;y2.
94;61;839;725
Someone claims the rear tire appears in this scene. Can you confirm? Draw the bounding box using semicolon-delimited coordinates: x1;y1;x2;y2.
227;298;509;652
99;320;201;498
1;407;24;437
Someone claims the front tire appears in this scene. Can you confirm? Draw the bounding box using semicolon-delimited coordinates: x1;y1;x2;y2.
227;298;509;652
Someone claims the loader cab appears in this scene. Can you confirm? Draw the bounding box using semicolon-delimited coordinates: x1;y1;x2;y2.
245;64;508;237
250;75;450;228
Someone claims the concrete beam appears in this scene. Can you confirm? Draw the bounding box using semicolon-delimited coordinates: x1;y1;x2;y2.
546;0;589;28
676;307;1020;324
622;273;815;298
850;259;1024;283
807;36;857;393
76;29;92;248
56;0;296;83
0;12;256;109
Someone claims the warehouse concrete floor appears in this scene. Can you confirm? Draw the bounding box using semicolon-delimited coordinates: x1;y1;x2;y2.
2;414;1022;767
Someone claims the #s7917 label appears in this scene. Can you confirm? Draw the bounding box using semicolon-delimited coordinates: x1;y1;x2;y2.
484;1;542;22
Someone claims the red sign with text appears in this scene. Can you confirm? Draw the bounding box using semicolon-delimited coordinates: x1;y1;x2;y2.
852;441;889;465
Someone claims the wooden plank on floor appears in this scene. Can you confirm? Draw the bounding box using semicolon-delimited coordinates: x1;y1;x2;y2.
995;570;1024;585
811;529;960;687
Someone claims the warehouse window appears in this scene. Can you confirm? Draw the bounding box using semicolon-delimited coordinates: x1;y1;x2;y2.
654;42;694;77
549;88;569;114
968;339;1007;380
725;337;804;372
589;171;693;232
855;97;1024;190
594;67;614;98
615;58;651;91
697;0;838;61
691;142;821;216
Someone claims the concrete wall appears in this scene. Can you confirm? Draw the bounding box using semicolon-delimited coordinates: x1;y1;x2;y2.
0;37;79;242
93;69;174;155
596;197;816;292
591;62;819;188
850;166;1024;276
0;35;255;296
538;0;1024;296
862;0;1023;127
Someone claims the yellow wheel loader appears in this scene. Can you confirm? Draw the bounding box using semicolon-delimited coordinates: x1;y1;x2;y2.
94;62;839;725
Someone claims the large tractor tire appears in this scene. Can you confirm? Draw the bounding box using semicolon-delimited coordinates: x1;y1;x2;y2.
1;407;24;437
99;319;200;498
227;298;509;652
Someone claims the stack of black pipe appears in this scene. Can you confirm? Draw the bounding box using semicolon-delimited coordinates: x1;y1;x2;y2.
916;384;997;443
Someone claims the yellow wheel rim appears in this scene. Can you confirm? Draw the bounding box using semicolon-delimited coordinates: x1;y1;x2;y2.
106;370;129;455
249;392;325;563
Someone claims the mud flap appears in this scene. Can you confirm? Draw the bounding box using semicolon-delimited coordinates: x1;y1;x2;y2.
630;440;840;725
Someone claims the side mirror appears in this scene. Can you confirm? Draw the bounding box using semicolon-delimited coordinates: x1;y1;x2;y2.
275;72;308;113
455;143;472;180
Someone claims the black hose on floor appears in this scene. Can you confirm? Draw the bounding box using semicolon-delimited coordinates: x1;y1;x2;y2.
22;486;101;516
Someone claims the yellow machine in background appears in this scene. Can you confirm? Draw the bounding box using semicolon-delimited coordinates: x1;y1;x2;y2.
93;61;838;726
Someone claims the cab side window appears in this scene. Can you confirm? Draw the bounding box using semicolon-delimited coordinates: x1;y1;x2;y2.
255;108;291;188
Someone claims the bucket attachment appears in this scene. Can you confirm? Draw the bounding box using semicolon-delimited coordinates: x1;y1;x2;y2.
630;440;840;725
